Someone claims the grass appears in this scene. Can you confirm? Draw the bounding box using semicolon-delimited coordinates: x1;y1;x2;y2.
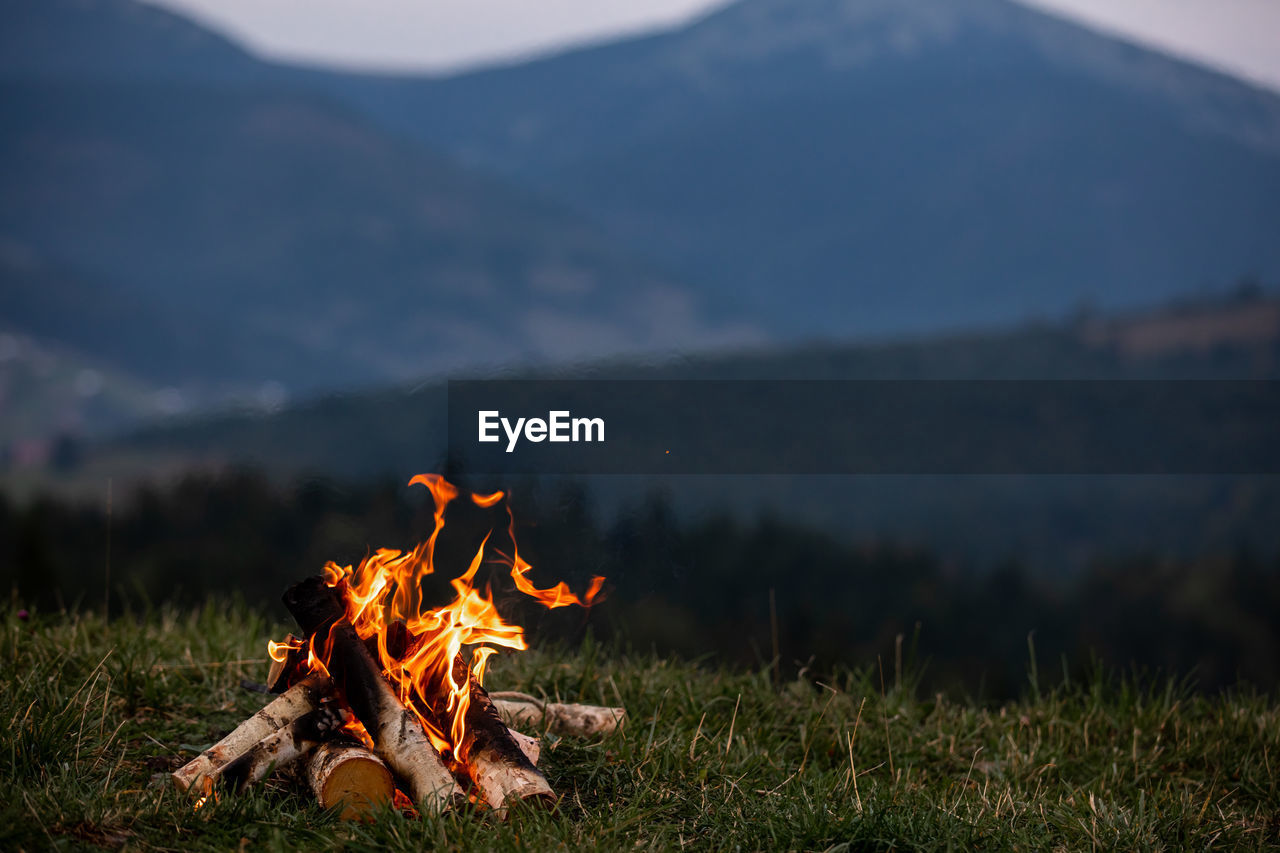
2;603;1278;851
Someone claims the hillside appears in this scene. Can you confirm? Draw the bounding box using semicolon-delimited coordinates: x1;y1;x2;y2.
0;0;748;406
5;0;1280;445
0;330;164;449
0;0;259;82
319;0;1280;336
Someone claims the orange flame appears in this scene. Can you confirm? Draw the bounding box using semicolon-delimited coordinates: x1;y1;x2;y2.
271;474;604;764
471;490;505;508
340;715;376;749
267;636;303;663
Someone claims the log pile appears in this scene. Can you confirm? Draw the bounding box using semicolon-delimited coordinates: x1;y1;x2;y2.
172;576;625;820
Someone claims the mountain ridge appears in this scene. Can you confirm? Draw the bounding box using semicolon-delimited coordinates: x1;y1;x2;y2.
303;0;1280;171
0;0;259;82
0;0;758;404
329;0;1280;337
3;0;1279;439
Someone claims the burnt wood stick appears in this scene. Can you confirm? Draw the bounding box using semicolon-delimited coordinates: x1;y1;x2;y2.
460;670;555;811
267;633;309;693
282;576;463;813
268;631;395;694
172;672;332;794
369;622;557;809
374;624;618;738
268;632;395;695
219;704;347;792
331;609;551;809
308;738;396;820
409;656;554;812
270;626;416;697
266;669;541;764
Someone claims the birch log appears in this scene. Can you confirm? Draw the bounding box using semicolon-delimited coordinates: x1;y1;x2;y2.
489;692;626;737
283;576;463;813
218;704;347;792
308;738;396;820
458;667;555;811
409;657;555;812
508;728;540;766
172;672;332;794
264;673;543;767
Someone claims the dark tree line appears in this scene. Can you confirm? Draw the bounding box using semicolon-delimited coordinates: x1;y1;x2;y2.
2;469;1278;698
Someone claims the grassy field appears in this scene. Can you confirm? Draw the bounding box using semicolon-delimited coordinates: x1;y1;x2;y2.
3;603;1278;851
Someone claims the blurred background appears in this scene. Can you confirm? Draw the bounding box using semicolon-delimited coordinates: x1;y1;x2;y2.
2;0;1279;697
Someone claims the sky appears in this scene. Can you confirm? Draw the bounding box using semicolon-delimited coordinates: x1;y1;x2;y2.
147;0;1280;90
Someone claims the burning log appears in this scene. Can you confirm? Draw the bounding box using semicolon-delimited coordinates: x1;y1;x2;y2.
441;658;555;811
219;704;347;792
308;738;396;820
267;632;401;695
172;672;332;794
267;669;545;768
282;576;464;813
384;629;555;811
489;692;626;738
461;702;554;809
266;633;308;692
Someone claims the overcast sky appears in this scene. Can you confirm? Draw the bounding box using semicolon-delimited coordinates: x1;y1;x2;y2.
147;0;1280;90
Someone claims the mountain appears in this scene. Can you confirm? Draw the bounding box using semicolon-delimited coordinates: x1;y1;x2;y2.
0;0;259;82
0;0;752;415
6;0;1280;439
316;0;1280;336
0;77;749;387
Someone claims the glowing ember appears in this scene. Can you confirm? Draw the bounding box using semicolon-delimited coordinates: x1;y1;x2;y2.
271;474;604;765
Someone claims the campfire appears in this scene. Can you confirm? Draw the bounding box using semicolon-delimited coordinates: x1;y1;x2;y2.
172;474;624;818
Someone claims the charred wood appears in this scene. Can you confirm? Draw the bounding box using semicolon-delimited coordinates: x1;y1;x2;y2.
219;704;347;792
267;633;309;693
409;657;555;812
282;576;463;813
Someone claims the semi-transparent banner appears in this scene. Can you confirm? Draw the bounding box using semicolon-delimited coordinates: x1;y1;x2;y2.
446;380;1280;475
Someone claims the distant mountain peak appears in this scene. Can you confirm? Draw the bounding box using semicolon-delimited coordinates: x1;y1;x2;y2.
650;0;1280;154
5;0;1280;398
670;0;1025;66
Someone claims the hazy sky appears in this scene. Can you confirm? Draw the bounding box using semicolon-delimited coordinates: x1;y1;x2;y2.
147;0;1280;90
